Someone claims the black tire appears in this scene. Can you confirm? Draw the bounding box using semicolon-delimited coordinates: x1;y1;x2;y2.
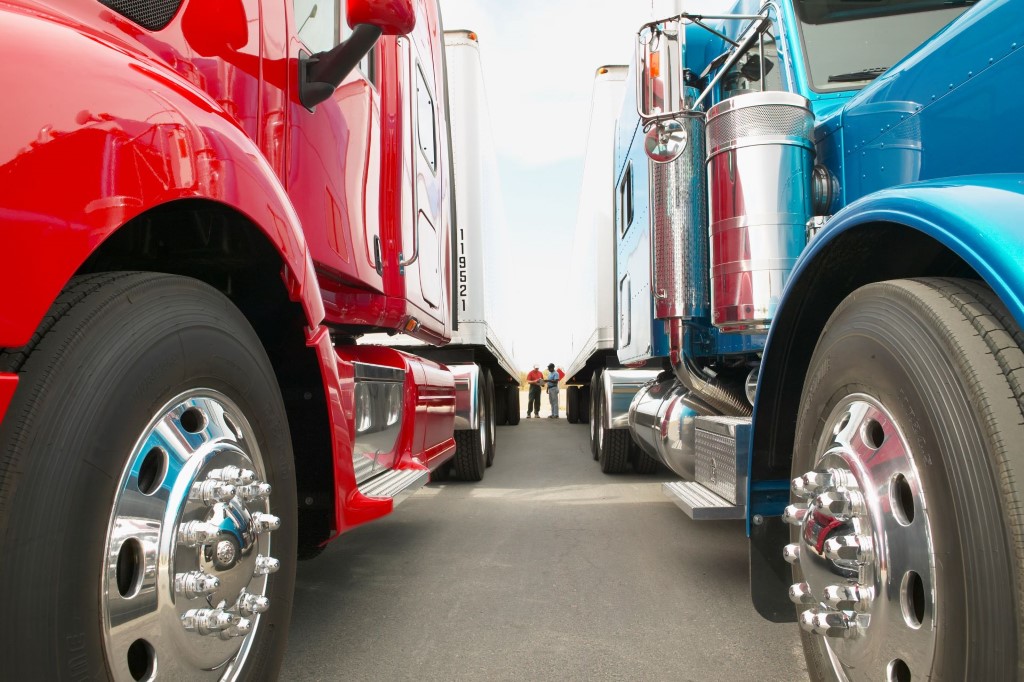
566;386;580;423
630;442;660;474
579;385;591;423
430;460;451;482
454;370;489;480
506;384;521;425
792;278;1024;681
494;375;508;427
596;386;630;474
0;273;297;680
484;369;497;467
590;372;601;460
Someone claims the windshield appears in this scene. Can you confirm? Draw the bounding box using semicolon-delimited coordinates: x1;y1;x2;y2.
793;1;972;92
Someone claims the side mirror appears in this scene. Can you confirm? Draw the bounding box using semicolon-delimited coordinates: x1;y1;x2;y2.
636;19;686;121
300;0;417;110
347;0;415;36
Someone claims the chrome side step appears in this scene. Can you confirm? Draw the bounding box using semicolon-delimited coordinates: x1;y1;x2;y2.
357;469;429;508
662;481;745;520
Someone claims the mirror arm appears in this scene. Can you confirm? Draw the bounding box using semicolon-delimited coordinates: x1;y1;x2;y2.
299;23;382;110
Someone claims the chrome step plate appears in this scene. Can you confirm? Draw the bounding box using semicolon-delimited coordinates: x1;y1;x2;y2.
357;469;429;507
662;481;745;520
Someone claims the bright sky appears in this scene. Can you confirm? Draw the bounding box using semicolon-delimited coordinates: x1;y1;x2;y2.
439;0;728;372
437;0;651;373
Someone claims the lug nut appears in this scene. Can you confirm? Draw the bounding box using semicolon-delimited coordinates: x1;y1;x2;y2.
219;617;253;640
239;591;270;616
789;582;816;605
824;534;872;563
799;608;856;638
208;466;257;486
178;521;221;547
254;555;280;576
783;543;801;564
823;583;871;610
238;482;272;502
251;512;281;533
813;491;854;518
182;608;238;636
782;504;808;526
791;470;834;499
175;571;221;599
190;479;237;506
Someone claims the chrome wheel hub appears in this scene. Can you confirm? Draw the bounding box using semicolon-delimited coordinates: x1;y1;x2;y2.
102;391;280;681
785;395;935;681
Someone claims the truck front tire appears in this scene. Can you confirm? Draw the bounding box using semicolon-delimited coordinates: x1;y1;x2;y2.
789;278;1024;681
455;368;492;479
0;273;297;681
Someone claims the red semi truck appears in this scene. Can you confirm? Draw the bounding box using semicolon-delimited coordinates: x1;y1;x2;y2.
0;0;469;677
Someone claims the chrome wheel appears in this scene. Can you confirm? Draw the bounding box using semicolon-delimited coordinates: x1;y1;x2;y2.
103;390;280;681
785;394;935;681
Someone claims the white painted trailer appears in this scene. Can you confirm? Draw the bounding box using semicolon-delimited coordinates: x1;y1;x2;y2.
363;29;520;481
562;65;663;473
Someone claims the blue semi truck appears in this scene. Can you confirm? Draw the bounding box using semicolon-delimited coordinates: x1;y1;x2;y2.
577;1;1024;679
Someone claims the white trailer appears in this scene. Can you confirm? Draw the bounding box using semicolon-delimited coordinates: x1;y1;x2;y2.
563;66;661;472
363;29;520;481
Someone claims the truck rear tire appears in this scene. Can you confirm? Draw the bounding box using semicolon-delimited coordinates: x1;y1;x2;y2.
566;386;580;423
589;372;601;460
596;393;630;474
0;273;297;681
483;369;497;467
630;442;660;474
506;385;521;425
453;374;488;480
789;278;1024;682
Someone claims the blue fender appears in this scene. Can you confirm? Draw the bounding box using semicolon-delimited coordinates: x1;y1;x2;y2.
749;174;1024;514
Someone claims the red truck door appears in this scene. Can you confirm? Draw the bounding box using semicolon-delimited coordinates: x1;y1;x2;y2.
399;11;451;334
287;0;385;293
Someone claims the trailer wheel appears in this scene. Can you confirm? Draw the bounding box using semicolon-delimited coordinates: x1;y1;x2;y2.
493;375;508;427
579;385;591;423
630;442;660;474
566;386;580;423
589;372;601;460
0;273;297;681
788;279;1024;682
506;385;521;425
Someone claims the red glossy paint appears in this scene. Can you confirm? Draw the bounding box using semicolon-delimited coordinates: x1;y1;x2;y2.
333;343;454;537
348;0;416;35
1;0;456;543
0;0;320;346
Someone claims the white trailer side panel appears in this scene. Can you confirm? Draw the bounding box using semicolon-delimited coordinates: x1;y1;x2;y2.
442;31;519;381
564;67;627;383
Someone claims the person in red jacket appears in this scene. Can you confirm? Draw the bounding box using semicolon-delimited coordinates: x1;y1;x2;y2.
526;364;544;418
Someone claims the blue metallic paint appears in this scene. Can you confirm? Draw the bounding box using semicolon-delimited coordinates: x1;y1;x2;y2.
746;0;1024;529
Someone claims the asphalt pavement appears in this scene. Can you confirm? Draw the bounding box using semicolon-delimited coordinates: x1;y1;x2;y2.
281;408;807;682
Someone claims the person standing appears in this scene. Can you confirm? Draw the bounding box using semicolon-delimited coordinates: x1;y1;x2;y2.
545;363;560;419
526;364;544;418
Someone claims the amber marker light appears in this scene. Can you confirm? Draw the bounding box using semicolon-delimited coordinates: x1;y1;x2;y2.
649;52;661;78
467;32;477;41
597;67;609;75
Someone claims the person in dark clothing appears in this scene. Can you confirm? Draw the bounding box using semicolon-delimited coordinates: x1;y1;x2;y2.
526;364;544;417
